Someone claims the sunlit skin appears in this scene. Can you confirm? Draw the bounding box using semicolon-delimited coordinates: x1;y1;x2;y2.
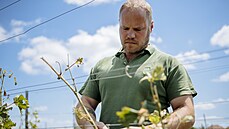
119;7;153;61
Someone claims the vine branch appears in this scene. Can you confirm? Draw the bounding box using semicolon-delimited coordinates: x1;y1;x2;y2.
41;57;98;129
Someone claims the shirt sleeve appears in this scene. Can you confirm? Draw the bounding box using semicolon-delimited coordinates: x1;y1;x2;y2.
79;68;101;102
165;59;197;102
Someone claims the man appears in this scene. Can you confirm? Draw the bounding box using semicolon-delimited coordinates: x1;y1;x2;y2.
76;0;197;129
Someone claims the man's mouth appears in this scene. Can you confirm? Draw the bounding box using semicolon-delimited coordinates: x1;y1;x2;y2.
125;41;137;44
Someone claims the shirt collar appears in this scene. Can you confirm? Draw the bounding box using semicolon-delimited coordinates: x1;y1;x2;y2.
115;44;155;57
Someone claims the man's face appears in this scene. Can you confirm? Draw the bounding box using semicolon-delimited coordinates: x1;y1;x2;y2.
119;7;152;54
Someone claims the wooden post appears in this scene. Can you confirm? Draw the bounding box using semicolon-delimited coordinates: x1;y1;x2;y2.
25;91;29;129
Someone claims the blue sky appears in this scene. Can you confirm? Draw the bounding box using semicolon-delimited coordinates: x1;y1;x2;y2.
1;0;229;128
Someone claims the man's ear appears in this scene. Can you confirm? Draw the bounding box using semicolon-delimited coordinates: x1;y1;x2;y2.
150;21;154;32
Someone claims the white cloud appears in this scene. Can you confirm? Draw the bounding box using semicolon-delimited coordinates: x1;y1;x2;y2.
18;36;69;75
0;19;42;43
195;98;229;111
10;19;42;42
195;103;216;110
55;128;73;129
0;26;8;43
36;117;73;128
150;36;162;44
67;24;120;72
211;25;229;47
33;105;48;112
213;71;229;82
18;24;163;75
225;49;229;55
213;98;229;103
11;19;41;27
18;24;121;74
64;0;121;5
197;115;223;121
175;50;210;70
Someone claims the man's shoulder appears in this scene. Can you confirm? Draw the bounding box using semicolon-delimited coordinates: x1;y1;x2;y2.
147;45;173;58
93;55;116;69
97;55;115;64
148;47;181;68
152;48;175;61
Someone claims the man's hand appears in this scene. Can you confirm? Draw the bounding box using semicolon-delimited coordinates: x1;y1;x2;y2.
96;121;108;129
121;125;157;129
167;95;195;129
121;127;141;129
83;121;108;129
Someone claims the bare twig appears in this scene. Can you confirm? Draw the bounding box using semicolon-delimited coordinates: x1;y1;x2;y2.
41;57;98;129
56;61;62;80
65;57;83;71
66;54;77;93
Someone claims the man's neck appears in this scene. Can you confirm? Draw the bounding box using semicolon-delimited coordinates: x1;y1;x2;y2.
125;53;140;62
123;45;148;62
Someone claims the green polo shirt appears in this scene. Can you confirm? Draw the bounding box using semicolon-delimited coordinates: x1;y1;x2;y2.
79;45;197;127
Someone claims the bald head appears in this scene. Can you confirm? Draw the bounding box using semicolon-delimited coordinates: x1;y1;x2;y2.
119;0;152;24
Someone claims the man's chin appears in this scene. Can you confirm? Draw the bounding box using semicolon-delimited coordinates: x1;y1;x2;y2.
125;49;142;54
124;45;146;54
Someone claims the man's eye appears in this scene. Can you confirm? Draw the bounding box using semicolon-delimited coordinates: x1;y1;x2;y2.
123;27;129;30
134;28;141;31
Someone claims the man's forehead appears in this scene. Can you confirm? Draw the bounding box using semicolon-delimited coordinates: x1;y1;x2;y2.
120;9;147;25
120;23;144;28
121;7;146;14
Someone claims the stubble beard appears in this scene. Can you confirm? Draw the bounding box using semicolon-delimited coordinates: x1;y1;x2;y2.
123;30;150;55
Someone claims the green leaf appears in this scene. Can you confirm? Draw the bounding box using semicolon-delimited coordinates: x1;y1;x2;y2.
14;77;17;85
149;110;161;124
140;66;166;84
3;70;6;75
151;66;166;81
0;104;16;129
29;121;38;129
13;95;29;112
76;57;83;65
8;72;13;78
116;107;138;127
3;119;16;129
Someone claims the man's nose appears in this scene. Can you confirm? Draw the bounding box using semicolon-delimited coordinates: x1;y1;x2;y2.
127;30;135;39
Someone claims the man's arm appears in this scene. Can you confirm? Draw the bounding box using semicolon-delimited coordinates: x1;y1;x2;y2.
76;95;106;129
124;95;195;129
165;95;195;129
